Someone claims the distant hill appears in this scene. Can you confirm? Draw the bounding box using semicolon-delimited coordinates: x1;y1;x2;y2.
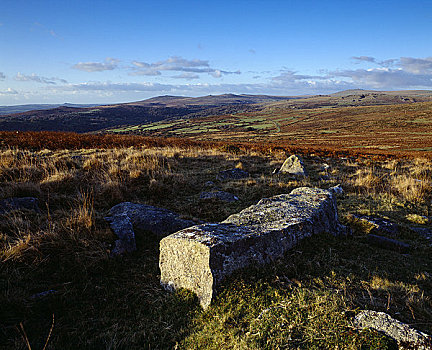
1;90;432;133
0;103;98;116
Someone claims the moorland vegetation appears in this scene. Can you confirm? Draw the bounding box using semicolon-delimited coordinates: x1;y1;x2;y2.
0;132;431;349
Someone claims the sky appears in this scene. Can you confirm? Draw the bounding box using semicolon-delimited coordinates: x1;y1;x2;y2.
1;0;432;105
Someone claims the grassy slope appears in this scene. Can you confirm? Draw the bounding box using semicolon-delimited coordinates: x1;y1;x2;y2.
0;136;431;349
107;101;432;155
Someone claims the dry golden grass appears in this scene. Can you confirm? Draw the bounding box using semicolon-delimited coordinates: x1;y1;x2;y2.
0;141;431;349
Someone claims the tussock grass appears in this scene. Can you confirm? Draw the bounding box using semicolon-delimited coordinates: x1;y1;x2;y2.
0;139;431;349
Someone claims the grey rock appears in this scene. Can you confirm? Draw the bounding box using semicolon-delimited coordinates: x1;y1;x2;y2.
105;202;195;255
200;191;239;202
160;187;348;308
354;310;432;349
279;155;307;176
0;197;40;214
354;215;400;237
367;234;410;253
204;181;216;188
329;184;343;195
105;212;136;255
216;168;249;181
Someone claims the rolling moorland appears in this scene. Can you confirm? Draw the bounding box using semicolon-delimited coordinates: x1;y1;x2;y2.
0;90;432;348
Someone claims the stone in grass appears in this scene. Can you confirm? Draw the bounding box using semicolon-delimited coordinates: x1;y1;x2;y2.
329;184;344;195
353;215;400;237
199;191;239;202
160;187;348;308
278;155;307;176
216;168;249;181
0;197;40;214
367;234;410;253
105;202;195;255
354;310;432;350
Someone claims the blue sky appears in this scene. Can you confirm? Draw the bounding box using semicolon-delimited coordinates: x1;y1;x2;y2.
1;0;432;105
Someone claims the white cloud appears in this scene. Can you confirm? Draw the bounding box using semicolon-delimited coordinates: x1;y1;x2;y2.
172;72;200;80
72;57;120;72
130;56;240;78
0;88;18;95
15;72;68;84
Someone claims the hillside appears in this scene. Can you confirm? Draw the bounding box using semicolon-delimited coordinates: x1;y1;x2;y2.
1;90;432;133
107;99;432;155
0;133;431;348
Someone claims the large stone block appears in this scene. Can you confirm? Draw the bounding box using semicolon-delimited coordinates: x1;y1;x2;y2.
160;187;348;308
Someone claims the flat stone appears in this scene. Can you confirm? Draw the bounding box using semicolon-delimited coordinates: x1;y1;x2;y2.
0;197;40;214
105;202;195;255
354;310;431;349
278;155;307;176
354;215;400;237
199;191;239;202
216;168;249;181
160;187;348;308
367;234;410;253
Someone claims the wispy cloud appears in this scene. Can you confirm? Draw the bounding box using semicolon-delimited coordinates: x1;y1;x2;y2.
328;56;432;88
0;88;18;95
15;72;68;84
129;56;240;78
72;58;120;72
32;22;62;39
171;72;200;80
0;72;5;80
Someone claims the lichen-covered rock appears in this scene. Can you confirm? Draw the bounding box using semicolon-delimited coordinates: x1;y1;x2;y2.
354;310;432;349
105;202;195;255
200;191;239;202
160;187;348;308
216;168;249;181
279;155;306;176
0;197;40;214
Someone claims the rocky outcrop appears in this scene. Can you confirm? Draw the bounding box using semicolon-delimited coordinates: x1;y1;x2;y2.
354;310;432;350
160;187;348;308
0;197;40;214
105;202;195;255
278;155;306;176
216;168;249;181
200;191;239;202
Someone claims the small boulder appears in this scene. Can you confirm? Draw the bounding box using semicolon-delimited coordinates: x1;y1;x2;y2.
354;310;431;349
0;197;40;214
204;181;216;188
160;187;348;308
367;234;410;253
105;202;195;255
279;155;307;176
216;168;249;181
354;215;399;237
200;191;239;202
329;184;343;195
